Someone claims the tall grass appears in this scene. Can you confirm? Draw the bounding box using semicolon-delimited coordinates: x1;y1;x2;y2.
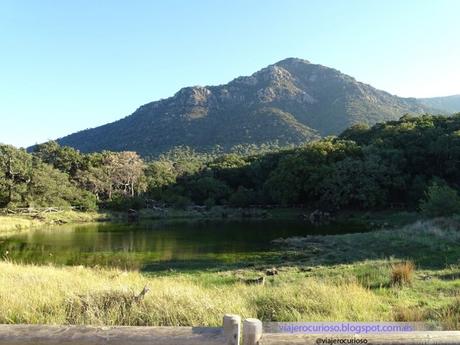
0;261;385;326
440;298;460;330
390;261;415;286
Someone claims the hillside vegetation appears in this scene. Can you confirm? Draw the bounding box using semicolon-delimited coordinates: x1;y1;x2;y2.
420;95;460;113
55;58;435;156
3;114;460;215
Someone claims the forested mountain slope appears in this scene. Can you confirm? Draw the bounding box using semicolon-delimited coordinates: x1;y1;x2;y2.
419;95;460;113
56;58;435;156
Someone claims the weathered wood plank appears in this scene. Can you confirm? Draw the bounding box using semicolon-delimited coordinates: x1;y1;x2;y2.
2;320;460;345
0;325;225;345
223;314;241;345
242;319;262;345
259;331;460;345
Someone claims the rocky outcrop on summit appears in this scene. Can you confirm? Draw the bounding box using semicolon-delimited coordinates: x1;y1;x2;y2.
56;58;435;156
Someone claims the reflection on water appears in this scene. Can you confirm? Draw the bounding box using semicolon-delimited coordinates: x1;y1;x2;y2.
0;220;366;270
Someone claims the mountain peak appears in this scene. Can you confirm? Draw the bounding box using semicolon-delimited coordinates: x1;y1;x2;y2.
274;57;311;66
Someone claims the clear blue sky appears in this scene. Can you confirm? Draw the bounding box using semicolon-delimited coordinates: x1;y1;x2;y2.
1;0;459;148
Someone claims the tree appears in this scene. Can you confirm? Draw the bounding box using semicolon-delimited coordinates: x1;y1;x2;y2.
229;186;257;207
419;183;460;217
187;176;230;204
264;139;361;205
75;166;111;201
145;160;177;190
317;155;395;210
27;161;96;209
74;151;147;202
0;145;32;207
208;154;249;189
106;151;146;198
33;141;84;177
159;146;207;176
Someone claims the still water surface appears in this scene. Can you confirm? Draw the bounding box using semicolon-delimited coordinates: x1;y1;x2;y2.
0;220;365;270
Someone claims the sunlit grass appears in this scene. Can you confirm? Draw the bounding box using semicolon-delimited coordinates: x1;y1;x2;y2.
1;258;460;327
0;217;39;232
0;261;386;326
0;211;108;233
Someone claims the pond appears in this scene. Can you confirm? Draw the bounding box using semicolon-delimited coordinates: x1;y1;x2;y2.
0;220;366;271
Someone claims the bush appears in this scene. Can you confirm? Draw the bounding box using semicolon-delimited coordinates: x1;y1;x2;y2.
229;186;256;207
167;195;192;209
419;183;460;217
72;190;98;211
106;196;145;211
390;261;415;286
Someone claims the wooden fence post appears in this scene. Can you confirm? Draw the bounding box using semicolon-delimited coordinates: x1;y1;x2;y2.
242;318;262;345
223;314;241;345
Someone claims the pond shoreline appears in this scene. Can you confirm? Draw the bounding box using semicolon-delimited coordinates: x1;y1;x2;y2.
0;206;421;234
1;207;302;234
0;210;111;233
0;217;459;328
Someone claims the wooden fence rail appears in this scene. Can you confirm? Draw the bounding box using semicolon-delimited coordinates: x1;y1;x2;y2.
242;318;460;345
1;316;460;345
256;331;460;345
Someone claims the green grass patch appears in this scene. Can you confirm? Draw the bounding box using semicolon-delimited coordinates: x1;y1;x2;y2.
0;210;110;233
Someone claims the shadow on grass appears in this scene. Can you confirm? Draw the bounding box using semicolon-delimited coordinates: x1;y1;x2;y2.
437;272;460;281
2;217;458;276
141;227;460;274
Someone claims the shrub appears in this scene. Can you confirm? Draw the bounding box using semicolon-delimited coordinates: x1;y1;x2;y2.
72;190;98;211
390;261;415;286
168;195;192;209
419;183;460;217
106;196;145;211
228;186;256;207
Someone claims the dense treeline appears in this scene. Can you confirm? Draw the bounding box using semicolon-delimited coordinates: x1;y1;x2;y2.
146;114;460;211
0;142;146;210
2;114;460;212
